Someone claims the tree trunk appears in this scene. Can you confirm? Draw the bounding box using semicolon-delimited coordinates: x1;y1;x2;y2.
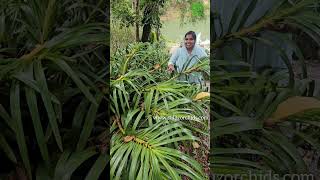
141;3;153;42
155;4;161;42
135;0;140;42
141;1;164;42
141;24;152;42
156;27;160;41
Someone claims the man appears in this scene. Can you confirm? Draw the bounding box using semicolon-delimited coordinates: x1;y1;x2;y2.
167;31;207;85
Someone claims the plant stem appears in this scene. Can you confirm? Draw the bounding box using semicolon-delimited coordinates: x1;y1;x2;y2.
212;2;308;49
20;44;45;61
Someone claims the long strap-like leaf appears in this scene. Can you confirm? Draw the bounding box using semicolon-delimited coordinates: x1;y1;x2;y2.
34;60;63;151
10;81;32;179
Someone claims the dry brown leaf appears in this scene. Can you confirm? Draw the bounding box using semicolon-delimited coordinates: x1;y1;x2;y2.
265;96;320;125
192;141;200;149
153;64;161;70
123;135;135;143
193;92;210;101
140;102;144;111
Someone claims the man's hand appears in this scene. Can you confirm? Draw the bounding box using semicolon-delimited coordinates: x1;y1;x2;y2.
167;64;175;73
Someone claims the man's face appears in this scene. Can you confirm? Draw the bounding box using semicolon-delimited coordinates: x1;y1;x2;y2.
184;34;195;50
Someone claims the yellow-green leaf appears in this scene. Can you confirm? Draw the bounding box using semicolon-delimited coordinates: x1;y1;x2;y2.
193;92;210;101
266;96;320;125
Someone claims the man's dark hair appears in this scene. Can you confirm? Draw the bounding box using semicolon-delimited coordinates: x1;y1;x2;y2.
184;31;196;41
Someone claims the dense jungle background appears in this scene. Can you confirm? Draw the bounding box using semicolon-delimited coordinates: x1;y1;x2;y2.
1;0;320;179
0;0;108;179
211;0;320;179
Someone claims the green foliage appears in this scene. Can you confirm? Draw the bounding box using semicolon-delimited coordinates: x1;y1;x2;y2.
211;0;320;178
111;0;135;27
111;21;136;53
191;2;205;19
173;0;208;25
0;0;108;179
110;0;208;42
110;42;210;179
